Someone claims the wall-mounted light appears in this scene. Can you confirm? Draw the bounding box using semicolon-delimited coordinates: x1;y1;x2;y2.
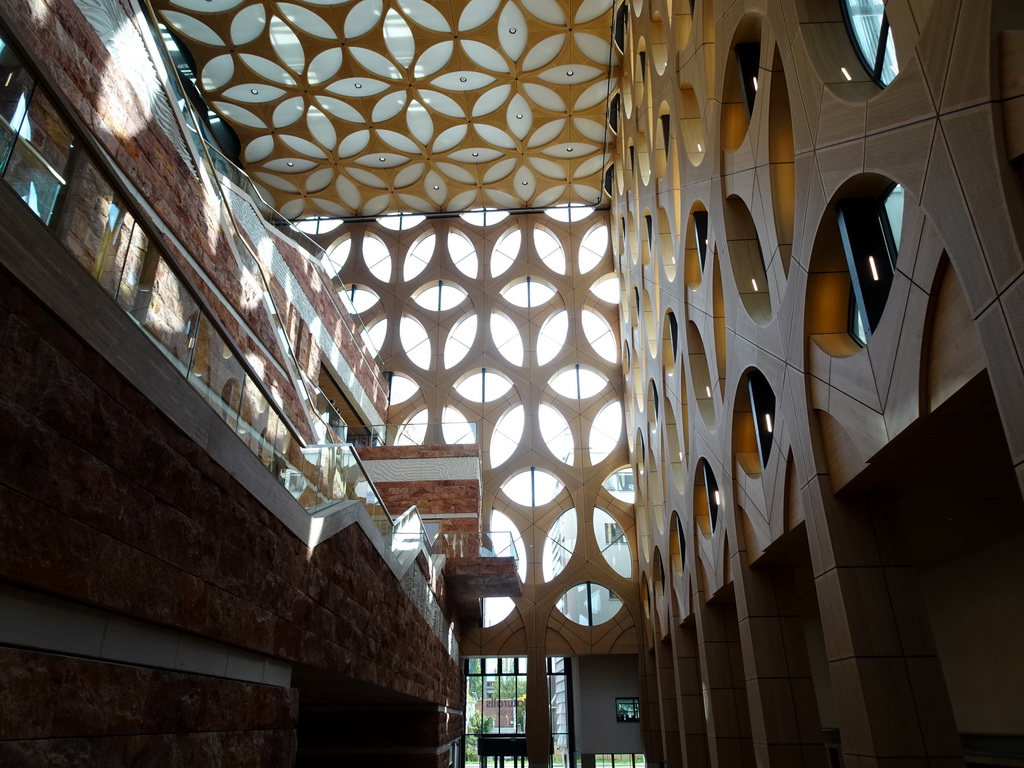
713;490;720;505
751;278;758;291
868;255;880;281
704;385;711;397
765;413;773;433
841;67;852;81
752;76;758;91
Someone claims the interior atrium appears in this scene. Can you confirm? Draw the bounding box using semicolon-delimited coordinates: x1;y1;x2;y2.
1;0;1023;766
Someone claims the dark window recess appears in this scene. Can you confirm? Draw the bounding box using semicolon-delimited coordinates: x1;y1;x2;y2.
667;310;678;358
660;113;671;156
609;93;621;134
693;210;709;271
674;515;686;570
688;0;696;13
638;50;647;83
616;697;640;722
702;461;719;532
603;165;614;197
628;144;635;170
735;42;761;118
644;213;653;247
614;4;629;52
836;185;901;343
746;369;776;470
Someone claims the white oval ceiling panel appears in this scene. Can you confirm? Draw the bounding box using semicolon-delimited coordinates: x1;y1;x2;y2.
383;9;416;66
280;134;328;158
539;65;603;85
202;55;234;90
307;48;343;84
394;162;425;187
522;83;565;112
575;0;614;24
244;135;274;163
213;101;266;129
472;85;512;118
372;91;408;122
378;129;420;153
334;175;362;210
337;129;371;157
482;157;517;183
528;157;567;180
522;34;566;71
458;0;499;31
462;41;509;73
162;12;225;45
276;3;335;38
271;96;305;127
514;164;536;200
475;124;516;149
397;0;451;33
416;89;464;118
344;0;383;38
238;54;296;85
269;17;304;72
230;6;266;45
413;42;453;78
406;100;433;145
506;94;533;140
304;167;334;193
498;3;528;60
355;152;408;168
424;171;447;205
574;117;607;142
265;157;318;172
349;48;402;79
574;32;613;63
346;167;389;187
574;78;616;109
433;125;468;153
306;106;336;148
526;118;566;147
435;162;476;184
254;171;300;192
431;71;496;91
532;184;568;208
518;0;566;25
325;78;390;98
449;147;503;163
222;84;285;103
317;95;361;122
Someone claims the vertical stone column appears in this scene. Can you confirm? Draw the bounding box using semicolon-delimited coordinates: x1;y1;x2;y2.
806;479;964;767
733;550;827;767
641;647;667;765
654;634;685;768
526;645;551;768
670;620;711;767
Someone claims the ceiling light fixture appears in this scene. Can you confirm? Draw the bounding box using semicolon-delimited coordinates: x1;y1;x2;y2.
841;66;852;81
250;88;259;94
566;70;574;77
868;255;880;281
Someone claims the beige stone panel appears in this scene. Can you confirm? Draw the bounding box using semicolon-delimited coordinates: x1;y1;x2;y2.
938;0;996;114
865;59;936;137
977;301;1024;466
877;281;930;438
816;84;869;149
1000;32;1024;161
915;0;962;107
815;140;866;202
863;118;935;198
926;262;987;412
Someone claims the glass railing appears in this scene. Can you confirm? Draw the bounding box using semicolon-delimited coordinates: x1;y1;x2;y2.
347;422;480;448
431;531;520;568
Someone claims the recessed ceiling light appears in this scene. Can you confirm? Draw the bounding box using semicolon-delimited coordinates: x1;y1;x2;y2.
379;156;386;162
433;185;440;190
471;152;479;157
566;147;573;152
354;82;362;89
509;27;516;33
287;161;294;167
250;88;259;94
566;70;574;77
841;66;852;81
521;180;529;185
516;114;523;119
460;76;468;83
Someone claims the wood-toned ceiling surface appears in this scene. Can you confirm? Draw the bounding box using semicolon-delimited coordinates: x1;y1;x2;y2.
156;0;618;217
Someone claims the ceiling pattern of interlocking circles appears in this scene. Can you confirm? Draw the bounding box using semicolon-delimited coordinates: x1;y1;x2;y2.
155;0;618;217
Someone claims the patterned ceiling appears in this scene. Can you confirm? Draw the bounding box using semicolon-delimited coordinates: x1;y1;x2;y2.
155;0;619;218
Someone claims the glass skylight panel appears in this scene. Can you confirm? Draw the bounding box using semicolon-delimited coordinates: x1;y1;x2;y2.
399;315;431;368
404;233;434;280
501;277;556;308
582;309;617;361
589;401;622;463
534;227;566;274
455;369;514;402
578;224;608;273
537;310;567;365
544;204;594;222
344;284;380;313
490;404;524;468
395;408;428;445
413;281;467;311
538;403;574;465
323;237;350;278
377;212;426;231
490;311;524;365
444;314;477;368
542;509;578;582
448;231;478;278
491;229;520;277
461;207;509;226
502;468;564;506
555;583;621;626
442;406;476;444
388;374;420;404
549;366;607;399
602;467;635;503
589;273;620;303
361;317;387;355
363;234;392;281
593;508;631;578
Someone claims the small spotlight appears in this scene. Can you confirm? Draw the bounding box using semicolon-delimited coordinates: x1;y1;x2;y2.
713;490;720;505
752;76;758;91
704;385;711;397
841;67;852;81
868;255;880;281
751;278;758;291
765;413;773;433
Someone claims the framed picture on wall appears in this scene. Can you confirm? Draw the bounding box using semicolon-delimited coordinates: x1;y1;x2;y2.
615;697;640;722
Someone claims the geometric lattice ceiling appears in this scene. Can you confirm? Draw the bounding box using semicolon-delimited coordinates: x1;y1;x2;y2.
156;0;618;218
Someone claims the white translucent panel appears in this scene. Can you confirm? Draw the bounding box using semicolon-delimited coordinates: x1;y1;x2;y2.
442;406;477;444
524;83;565;111
602;467;635;503
578;224;608;273
542;509;578;582
417;89;465;118
361;318;387;355
456;369;514;403
490;509;526;580
490;405;524;467
534;227;565;274
277;3;334;38
473;84;512;117
523;33;566;71
269;16;304;72
363;235;392;281
461;208;509;226
395;408;427;446
323;238;350;277
491;229;520;277
589;274;620;303
377;129;420;153
238;54;296;85
539;64;603;85
372;91;408;122
307;48;343;84
482;597;516;627
544;204;594;222
520;0;565;24
399;316;432;369
490;312;524;366
383;8;415;66
406;99;433;144
213;102;266;129
202;55;235;90
444;314;477;368
589;401;622;464
295;218;342;236
501;469;564;506
537;310;568;365
539;403;574;465
459;0;500;30
575;0;613;24
414;281;468;311
549;367;606;399
593;508;632;578
344;284;380;312
527;118;568;148
588;584;623;625
345;0;383;37
433;125;468;152
306;107;336;148
349;47;402;79
498;2;528;60
264;156;319;172
222;84;287;103
555;583;621;626
506;93;533;139
398;0;451;32
582;309;617;362
326;78;389;98
447;232;478;278
502;278;556;308
463;41;510;73
230;6;265;45
388;374;419;405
